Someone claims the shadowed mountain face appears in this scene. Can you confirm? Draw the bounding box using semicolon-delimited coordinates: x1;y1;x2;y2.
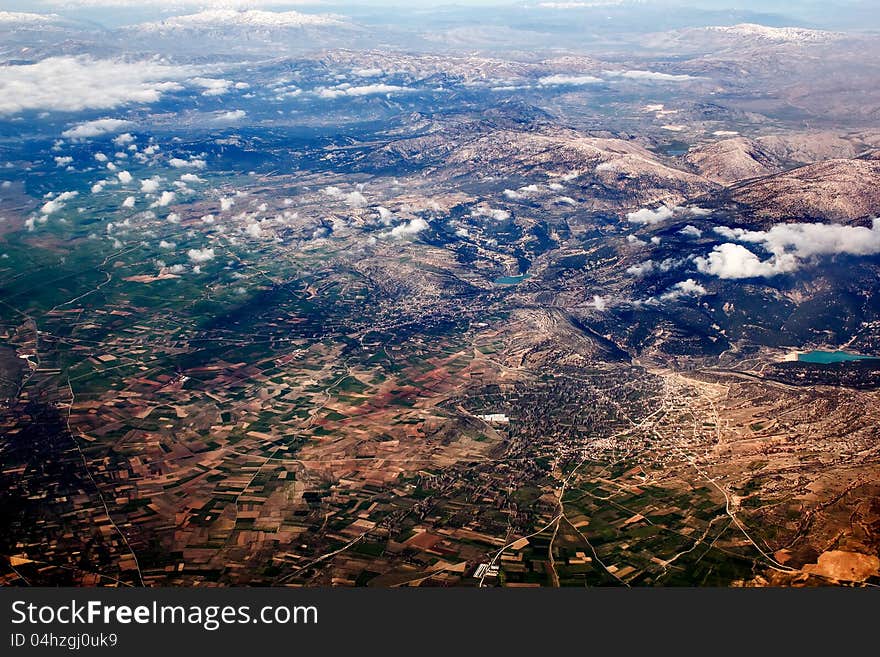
1;3;880;588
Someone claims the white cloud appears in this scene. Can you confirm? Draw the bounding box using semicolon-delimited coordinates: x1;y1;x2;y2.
0;57;187;115
316;84;412;99
54;156;73;166
376;206;393;225
626;205;674;225
168;157;206;169
626;260;657;277
695;243;797;279
610;70;696;82
122;195;135;208
40;190;78;215
386;217;429;239
190;77;232;96
324;188;367;207
660;279;707;301
538;74;602;86
220;196;235;211
471;206;511;221
154;191;176;207
503;184;542;200
626;258;683;277
715;221;880;259
40;200;62;215
214;109;246;121
686;206;713;217
187;247;215;263
61;118;134;139
117;170;132;184
113;133;135;146
140;177;161;193
592;295;607;311
679;225;702;238
345;191;367;207
697;220;880;278
180;173;203;183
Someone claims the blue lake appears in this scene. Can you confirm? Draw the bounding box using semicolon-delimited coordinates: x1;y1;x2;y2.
494;273;531;285
798;350;879;364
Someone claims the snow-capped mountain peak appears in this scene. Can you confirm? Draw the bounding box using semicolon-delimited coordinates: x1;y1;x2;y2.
139;9;344;31
705;23;840;43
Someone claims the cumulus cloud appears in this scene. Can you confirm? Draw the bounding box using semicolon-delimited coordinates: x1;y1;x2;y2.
316;84;413;99
113;133;135;146
140;177;161;193
697;220;880;279
190;77;232;96
625;257;684;277
538;74;603;86
187;247;215;263
54;156;73;167
626;260;657;277
471;206;511;221
0;57;187;115
695;243;794;279
343;191;367;207
503;184;542;200
117;170;132;184
168;157;206;169
386;217;429;239
122;195;135;208
716;221;880;259
214;109;246;121
375;206;393;225
61;118;134;139
323;186;367;207
660;279;707;301
609;70;696;82
154;190;176;207
626;205;674;225
679;225;702;238
40;190;78;215
686;206;712;217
